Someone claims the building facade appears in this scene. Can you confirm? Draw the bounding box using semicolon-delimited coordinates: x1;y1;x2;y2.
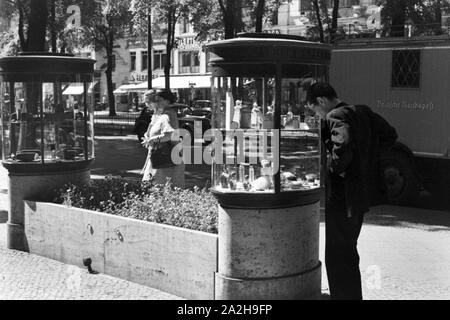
96;16;213;110
266;0;381;38
96;0;445;110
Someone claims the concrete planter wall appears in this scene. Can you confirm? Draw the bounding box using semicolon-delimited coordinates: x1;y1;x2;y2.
23;201;218;300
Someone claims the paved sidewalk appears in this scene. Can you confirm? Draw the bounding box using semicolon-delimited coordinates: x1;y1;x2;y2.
0;247;183;300
1;164;450;300
323;205;450;300
0;165;183;300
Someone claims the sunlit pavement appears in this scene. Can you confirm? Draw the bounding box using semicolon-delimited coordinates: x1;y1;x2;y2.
91;134;212;188
1;136;450;299
320;206;450;300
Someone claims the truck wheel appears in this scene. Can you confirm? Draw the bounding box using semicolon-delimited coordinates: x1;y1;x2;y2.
380;150;419;205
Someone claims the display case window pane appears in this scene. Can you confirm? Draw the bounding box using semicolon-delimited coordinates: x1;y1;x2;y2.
210;75;322;194
1;80;93;164
211;76;278;193
280;130;320;191
279;78;321;191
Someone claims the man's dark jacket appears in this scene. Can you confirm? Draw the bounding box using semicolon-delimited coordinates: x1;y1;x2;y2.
322;103;397;217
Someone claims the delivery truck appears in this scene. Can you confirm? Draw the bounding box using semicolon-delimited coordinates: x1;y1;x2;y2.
330;36;450;206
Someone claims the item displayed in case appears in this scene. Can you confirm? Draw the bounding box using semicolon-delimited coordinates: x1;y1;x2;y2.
207;36;327;196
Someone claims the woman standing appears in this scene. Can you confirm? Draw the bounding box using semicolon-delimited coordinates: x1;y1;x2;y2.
141;90;185;188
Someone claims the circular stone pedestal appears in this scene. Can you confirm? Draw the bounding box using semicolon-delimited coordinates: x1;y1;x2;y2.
6;167;90;251
215;202;321;300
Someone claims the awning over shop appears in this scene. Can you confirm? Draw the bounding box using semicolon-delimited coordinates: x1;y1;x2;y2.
88;81;98;93
113;82;147;94
62;82;98;95
62;84;84;95
152;75;212;89
113;75;212;94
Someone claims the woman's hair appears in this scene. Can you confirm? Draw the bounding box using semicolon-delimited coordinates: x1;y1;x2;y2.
144;89;176;104
139;106;149;116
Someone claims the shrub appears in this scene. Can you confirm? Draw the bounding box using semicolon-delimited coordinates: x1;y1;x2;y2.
53;175;218;234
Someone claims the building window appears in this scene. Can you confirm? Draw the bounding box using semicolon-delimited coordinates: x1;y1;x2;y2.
206;49;212;73
141;51;148;70
112;55;116;72
180;18;190;34
179;51;200;74
326;0;356;7
130;52;136;71
391;50;421;88
300;0;312;12
153;50;166;70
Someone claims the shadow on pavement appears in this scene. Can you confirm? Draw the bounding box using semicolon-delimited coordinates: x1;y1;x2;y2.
320;293;331;300
92;135;212;189
363;205;450;232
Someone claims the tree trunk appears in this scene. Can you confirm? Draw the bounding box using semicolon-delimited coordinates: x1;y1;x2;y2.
18;5;27;51
434;0;443;35
27;0;47;51
255;0;265;33
234;0;243;35
50;0;57;53
20;0;48;151
224;11;235;39
219;0;236;39
106;31;116;116
312;0;325;43
147;11;152;90
330;0;339;43
389;0;406;37
164;10;175;91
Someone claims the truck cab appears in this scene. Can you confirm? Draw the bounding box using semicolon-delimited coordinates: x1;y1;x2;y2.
330;36;450;206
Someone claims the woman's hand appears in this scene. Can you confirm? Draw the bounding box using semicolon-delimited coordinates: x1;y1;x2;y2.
141;136;153;148
141;135;160;148
141;137;150;148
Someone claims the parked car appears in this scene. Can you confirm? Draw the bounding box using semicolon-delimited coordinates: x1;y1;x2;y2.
172;103;212;144
94;102;108;111
192;99;212;111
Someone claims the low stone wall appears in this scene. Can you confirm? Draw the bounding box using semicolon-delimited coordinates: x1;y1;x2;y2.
23;201;218;300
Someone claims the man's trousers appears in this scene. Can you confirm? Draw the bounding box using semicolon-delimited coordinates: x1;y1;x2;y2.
325;183;365;300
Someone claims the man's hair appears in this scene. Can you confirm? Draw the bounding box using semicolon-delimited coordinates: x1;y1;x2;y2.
305;82;338;105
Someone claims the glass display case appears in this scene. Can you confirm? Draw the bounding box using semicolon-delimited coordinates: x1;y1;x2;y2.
0;53;95;171
206;34;330;207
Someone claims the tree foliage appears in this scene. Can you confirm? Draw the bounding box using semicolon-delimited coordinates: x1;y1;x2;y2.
77;0;132;115
131;0;193;90
188;0;223;41
188;0;284;41
380;0;450;37
308;0;376;43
